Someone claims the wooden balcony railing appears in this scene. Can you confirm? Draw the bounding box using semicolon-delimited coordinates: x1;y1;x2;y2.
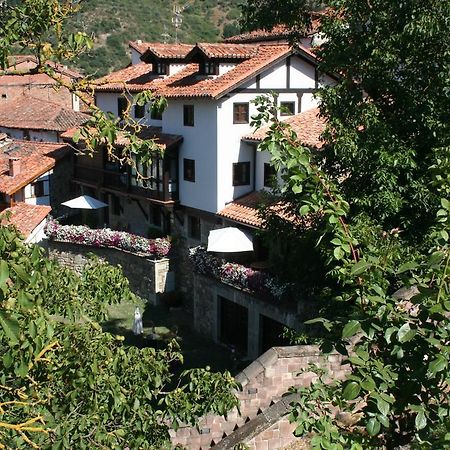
73;164;178;203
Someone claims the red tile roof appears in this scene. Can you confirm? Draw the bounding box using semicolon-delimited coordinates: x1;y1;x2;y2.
61;125;183;150
97;43;318;99
218;191;313;229
243;108;326;149
0;139;70;195
191;43;259;59
5;55;82;79
1;203;51;238
217;191;264;228
140;43;194;60
0;97;90;132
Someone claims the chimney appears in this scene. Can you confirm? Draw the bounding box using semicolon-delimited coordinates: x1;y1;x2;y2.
9;157;21;177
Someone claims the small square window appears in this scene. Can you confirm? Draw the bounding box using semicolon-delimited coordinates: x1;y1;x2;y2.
264;163;277;187
183;105;194;127
1;93;7;99
203;61;218;75
184;158;195;182
233;162;251;186
188;215;201;240
117;97;128;118
280;101;295;116
32;180;45;197
134;103;145;119
154;62;168;75
233;103;249;124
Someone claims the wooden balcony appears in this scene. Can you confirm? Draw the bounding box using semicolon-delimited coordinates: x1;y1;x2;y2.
73;163;179;204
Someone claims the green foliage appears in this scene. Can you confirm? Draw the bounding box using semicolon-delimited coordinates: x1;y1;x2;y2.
0;219;240;448
245;0;450;447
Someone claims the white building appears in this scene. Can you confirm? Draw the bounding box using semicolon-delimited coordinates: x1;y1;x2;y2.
74;39;335;239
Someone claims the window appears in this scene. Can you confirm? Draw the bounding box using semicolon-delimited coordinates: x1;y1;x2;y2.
264;163;277;187
32;180;45;197
233;103;249;124
150;106;162;120
111;194;121;216
1;93;6;99
154;62;168;75
183;105;194;127
117;97;127;118
233;162;250;186
188;215;201;240
184;158;195;182
134;103;145;119
150;205;162;227
203;61;218;75
280;101;295;116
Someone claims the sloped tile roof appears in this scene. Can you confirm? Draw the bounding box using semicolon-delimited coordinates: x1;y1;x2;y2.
243;107;326;149
140;43;194;59
61;125;183;150
96;44;303;99
5;55;82;78
1;203;51;238
193;43;259;59
0;139;70;195
217;191;264;228
0;97;90;132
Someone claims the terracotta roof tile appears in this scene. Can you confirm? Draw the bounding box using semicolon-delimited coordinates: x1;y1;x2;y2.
193;43;259;59
141;43;193;59
5;55;82;78
96;44;298;98
1;202;51;238
243;107;326;149
0;97;90;132
217;191;264;228
61;125;183;150
218;191;313;229
0;139;70;195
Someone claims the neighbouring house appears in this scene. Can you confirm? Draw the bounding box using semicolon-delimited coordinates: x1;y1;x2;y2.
0;97;90;142
0;134;73;239
0;55;82;111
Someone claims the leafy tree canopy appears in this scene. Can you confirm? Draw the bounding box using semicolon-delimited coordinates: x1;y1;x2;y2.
0;219;239;448
243;0;450;448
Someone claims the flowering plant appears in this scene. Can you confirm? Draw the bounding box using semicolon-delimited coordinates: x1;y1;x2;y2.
45;219;170;258
189;246;290;300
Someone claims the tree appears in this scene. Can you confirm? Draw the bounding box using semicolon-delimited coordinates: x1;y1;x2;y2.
0;218;239;448
243;0;450;448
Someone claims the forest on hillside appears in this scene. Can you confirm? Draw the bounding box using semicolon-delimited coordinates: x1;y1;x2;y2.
68;0;242;76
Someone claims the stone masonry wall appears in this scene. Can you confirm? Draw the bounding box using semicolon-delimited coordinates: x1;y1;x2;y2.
169;345;350;449
44;240;173;304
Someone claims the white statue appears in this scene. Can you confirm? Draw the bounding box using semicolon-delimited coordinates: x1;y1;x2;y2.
132;306;143;335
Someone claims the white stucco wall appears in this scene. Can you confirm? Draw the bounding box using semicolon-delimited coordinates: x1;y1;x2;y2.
0;127;58;142
130;48;143;65
24;171;51;206
163;99;218;212
26;218;48;243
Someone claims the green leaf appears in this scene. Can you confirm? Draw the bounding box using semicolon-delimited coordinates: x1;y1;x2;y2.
343;381;360;400
397;323;415;343
415;411;427;430
441;198;450;211
299;205;310;215
350;260;372;276
366;418;381;436
397;261;418;274
0;311;20;344
428;357;447;376
342;320;361;339
0;260;9;286
377;398;390;416
333;246;344;260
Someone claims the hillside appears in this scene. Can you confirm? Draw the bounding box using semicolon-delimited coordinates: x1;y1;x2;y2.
70;0;242;77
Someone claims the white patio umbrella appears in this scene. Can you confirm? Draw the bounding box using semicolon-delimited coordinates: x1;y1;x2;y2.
207;227;254;253
61;195;107;209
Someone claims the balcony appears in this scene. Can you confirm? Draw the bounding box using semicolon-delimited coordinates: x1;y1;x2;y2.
73;155;179;204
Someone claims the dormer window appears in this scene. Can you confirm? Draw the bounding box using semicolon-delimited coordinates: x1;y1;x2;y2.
203;61;218;75
154;62;168;75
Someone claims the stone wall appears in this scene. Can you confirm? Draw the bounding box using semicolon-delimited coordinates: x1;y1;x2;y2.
44;240;174;304
169;345;350;449
193;274;300;360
